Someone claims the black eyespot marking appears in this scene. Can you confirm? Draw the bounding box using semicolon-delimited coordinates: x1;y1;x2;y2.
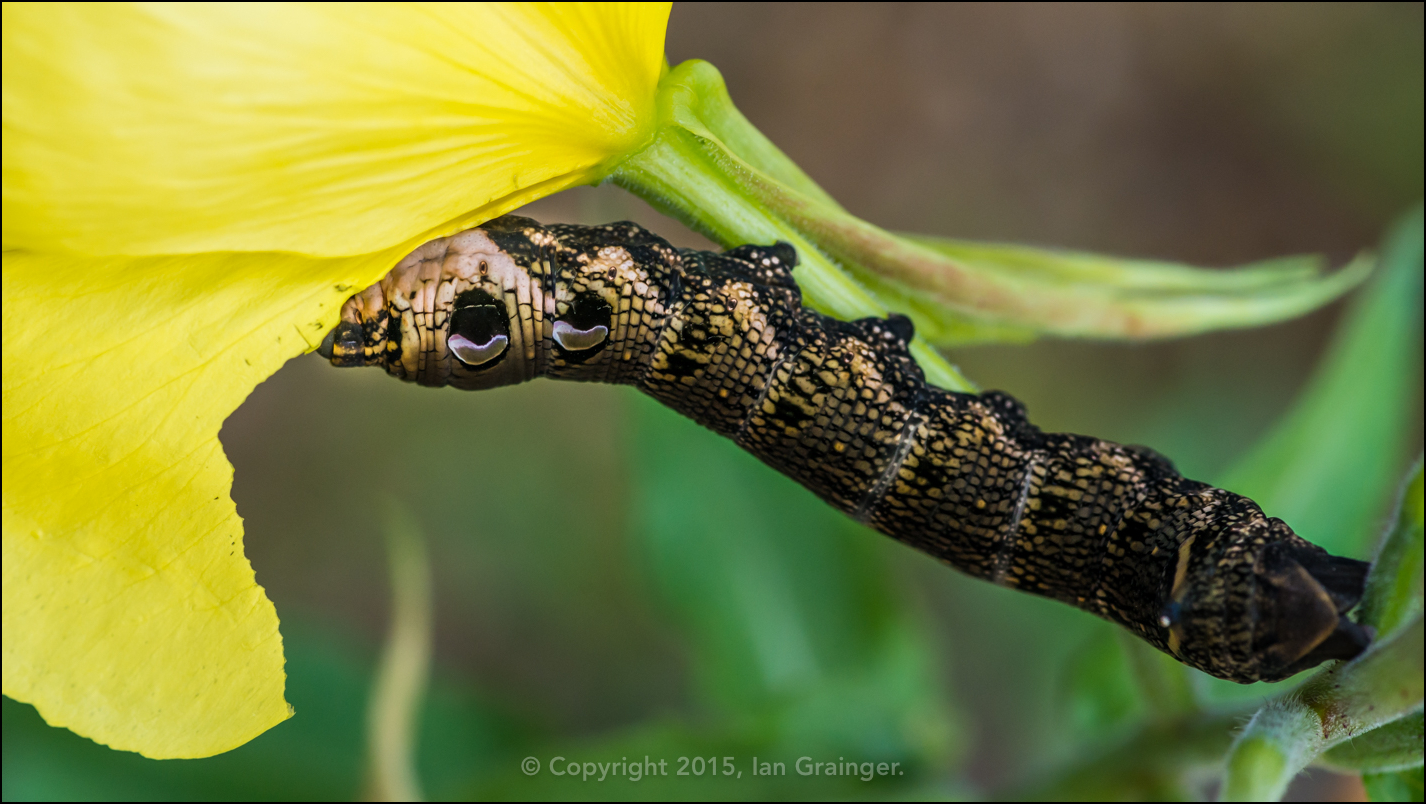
320;320;365;367
450;289;510;368
553;291;612;360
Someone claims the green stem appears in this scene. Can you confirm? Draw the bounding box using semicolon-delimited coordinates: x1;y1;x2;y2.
1220;614;1425;801
610;66;975;392
365;497;433;802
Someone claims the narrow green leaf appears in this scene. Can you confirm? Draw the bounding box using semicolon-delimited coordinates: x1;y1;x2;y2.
1363;767;1425;802
1317;711;1423;774
1217;206;1425;558
1359;462;1426;638
619;58;1377;388
904;238;1328;292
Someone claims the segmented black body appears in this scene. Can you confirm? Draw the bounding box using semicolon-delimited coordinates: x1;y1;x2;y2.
321;216;1371;682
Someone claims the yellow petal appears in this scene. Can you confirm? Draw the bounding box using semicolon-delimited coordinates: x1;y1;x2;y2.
2;245;403;758
4;2;669;758
3;3;670;257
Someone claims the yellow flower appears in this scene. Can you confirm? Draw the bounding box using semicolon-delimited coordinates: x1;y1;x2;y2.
2;0;1369;762
2;2;670;758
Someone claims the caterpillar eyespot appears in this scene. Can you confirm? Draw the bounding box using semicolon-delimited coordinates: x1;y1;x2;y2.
449;289;510;367
553;291;613;357
553;320;609;352
321;215;1372;683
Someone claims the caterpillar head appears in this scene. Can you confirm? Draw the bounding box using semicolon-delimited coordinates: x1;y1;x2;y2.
1162;515;1371;683
316;226;546;389
318;217;673;390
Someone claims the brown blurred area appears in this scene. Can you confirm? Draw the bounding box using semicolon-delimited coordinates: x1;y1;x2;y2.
219;4;1421;800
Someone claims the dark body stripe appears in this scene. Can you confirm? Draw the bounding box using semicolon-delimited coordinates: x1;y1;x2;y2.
324;216;1371;683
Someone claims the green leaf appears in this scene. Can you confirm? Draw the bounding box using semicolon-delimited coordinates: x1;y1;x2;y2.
1359;462;1426;639
1216;206;1425;558
1053;621;1201;747
1308;466;1426;784
1317;711;1423;774
1363;767;1425;802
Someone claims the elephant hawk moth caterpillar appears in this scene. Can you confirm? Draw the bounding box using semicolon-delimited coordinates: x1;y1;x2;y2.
320;215;1372;683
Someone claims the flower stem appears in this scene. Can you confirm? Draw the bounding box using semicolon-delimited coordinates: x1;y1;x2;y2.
610;63;975;392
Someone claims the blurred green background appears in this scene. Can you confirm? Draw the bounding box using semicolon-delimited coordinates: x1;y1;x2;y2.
4;4;1422;801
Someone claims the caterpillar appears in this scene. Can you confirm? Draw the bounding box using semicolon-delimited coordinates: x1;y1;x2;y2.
319;215;1371;683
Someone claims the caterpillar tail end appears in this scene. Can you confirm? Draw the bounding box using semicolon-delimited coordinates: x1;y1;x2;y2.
1255;539;1372;681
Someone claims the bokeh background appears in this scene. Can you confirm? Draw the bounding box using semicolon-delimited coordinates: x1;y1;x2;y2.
5;3;1422;801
